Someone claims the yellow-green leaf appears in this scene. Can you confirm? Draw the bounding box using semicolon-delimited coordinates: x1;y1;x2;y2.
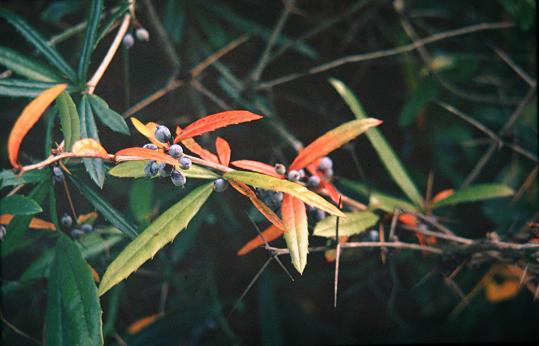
313;211;379;238
282;195;309;274
433;183;514;208
108;161;219;179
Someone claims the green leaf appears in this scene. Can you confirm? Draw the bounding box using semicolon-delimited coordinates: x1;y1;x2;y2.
0;46;63;82
108;161;220;179
0;168;50;189
0;9;77;82
432;183;514;208
56;92;81;151
330;78;424;207
80;95;106;188
98;183;213;296
95;3;130;46
129;179;154;227
313;211;379;238
45;235;103;346
78;0;103;79
88;94;130;135
0;195;42;215
1;181;50;257
224;170;344;217
339;178;419;213
0;78;61;97
67;174;138;239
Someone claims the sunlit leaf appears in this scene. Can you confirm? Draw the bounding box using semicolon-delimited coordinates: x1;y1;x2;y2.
230;160;283;178
236;224;284;256
174;110;262;141
0;214;55;230
0;46;62;82
108;160;219;180
224;171;344;217
313;211;379;238
290;118;381;170
98;183;213;295
56;91;80;151
7;84;67;168
282;195;308;274
215;137;231;166
72;138;108;158
0;195;42;215
432;184;514;208
88;94;130;135
130;117;166;148
180;137;220;163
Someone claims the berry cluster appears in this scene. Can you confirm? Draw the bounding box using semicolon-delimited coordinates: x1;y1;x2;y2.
281;156;334;187
122;27;150;49
255;188;284;211
61;213;94;240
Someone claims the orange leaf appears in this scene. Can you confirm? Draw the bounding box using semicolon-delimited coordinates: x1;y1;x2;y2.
230;160;283;178
432;188;455;204
399;213;418;227
229;180;285;231
181;137;220;163
77;211;98;225
215;137;231;166
483;265;522;303
8;84;67;168
71;138;108;158
0;214;56;231
237;224;284;256
290;118;382;170
127;313;164;334
88;264;100;283
175;110;263;141
130;117;166;148
115;147;178;166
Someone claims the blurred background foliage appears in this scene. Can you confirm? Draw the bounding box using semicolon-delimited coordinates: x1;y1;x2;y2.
1;0;537;344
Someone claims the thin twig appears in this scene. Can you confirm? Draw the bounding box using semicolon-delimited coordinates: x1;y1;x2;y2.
142;0;180;70
0;312;42;345
491;45;536;87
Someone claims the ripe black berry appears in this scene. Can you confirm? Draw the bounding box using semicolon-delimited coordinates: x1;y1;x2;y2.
81;224;93;234
171;169;186;187
274;163;286;175
70;229;84;239
168;144;183;158
287;170;300;182
319;157;333;170
52;166;64;183
144;160;159;177
179;156;192;170
155;125;171;143
61;213;72;228
143;143;158;150
123;33;135;49
213;178;228;192
159;163;173;177
307;176;320;188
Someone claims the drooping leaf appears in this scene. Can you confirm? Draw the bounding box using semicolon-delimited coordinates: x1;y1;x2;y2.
0;46;62;82
56;91;80;151
0;78;60;97
230;160;283;178
0;168;50;189
108;160;219;179
224;171;344;217
215;137;231;166
7;84;67;168
78;0;104;79
228;180;285;231
0;195;42;215
130;118;166;148
45;235;103;346
313;211;379;238
181;137;220;163
432;184;514;208
282;195;309;274
72;138;108;158
290;118;382;170
80;95;106;188
330;78;424;207
68;174;138;239
98;183;213;296
0;9;77;81
88;95;130;135
174;110;263;141
236;224;284;256
0;214;55;230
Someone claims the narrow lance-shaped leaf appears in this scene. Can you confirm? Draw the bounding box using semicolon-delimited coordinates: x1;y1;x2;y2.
45;235;103;346
115;147;178;166
224;170;345;217
88;95;130;135
0;195;42;215
7;84;67;168
313;211;379;238
78;0;104;79
330;78;424;207
68;174;138;239
432;184;514;208
0;9;77;81
0;214;56;230
108;160;219;180
175;110;263;141
56;91;81;151
282;195;309;274
231;160;284;178
0;79;60;97
236;224;284;256
80;95;106;188
98;183;213;296
290;118;382;170
0;46;62;82
181;137;220;163
215;137;231;166
0;168;50;189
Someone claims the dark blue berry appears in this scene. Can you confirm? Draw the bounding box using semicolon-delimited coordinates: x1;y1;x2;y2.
144;160;159;177
123;33;135;49
155;125;171;143
307;176;320;188
368;229;379;242
315;209;326;221
61;213;72;228
143;143;158;150
159;163;173;177
213;178;228;192
0;225;6;241
298;169;306;179
168;144;183;158
53;166;64;183
274;163;286;175
319;157;333;170
81;224;93;234
287;170;300;182
179;156;192;170
171;169;186;186
70;229;84;239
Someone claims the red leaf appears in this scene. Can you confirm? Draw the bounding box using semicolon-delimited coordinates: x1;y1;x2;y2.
236;224;284;256
175;110;263;141
290;118;382;170
215;137;231;166
115;147;178;166
8;84;67;168
230;160;283;178
0;214;56;230
229;180;285;231
399;213;418;227
432;188;455;203
181;137;220;163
